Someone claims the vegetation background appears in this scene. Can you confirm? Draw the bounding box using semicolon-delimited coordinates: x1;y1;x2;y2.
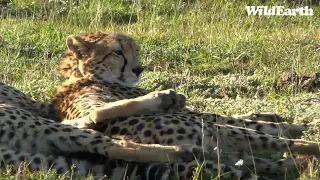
0;0;319;179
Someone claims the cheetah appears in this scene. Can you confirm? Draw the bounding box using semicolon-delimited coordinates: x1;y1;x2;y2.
0;83;196;177
51;31;320;179
0;82;57;119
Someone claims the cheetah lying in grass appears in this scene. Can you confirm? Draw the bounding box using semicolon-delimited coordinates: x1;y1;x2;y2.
0;72;196;177
47;31;320;179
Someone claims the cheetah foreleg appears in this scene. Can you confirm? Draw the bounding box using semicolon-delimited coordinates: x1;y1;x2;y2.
67;89;186;128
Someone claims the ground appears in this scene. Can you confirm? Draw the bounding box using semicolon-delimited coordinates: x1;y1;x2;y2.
0;0;319;179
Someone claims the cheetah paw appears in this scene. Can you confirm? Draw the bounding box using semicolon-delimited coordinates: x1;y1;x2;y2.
144;89;186;113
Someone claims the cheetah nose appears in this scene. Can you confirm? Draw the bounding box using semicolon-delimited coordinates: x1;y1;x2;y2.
132;66;144;76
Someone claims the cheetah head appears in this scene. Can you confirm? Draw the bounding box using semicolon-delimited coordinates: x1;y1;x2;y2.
60;31;143;87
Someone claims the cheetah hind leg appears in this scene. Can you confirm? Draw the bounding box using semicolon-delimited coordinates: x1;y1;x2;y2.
185;156;307;179
0;148;71;175
238;155;308;177
174;160;275;180
215;124;320;156
234;112;284;123
0;148;174;180
0;82;56;119
192;112;308;138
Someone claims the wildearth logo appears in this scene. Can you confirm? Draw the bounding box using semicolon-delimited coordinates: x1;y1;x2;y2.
246;6;313;16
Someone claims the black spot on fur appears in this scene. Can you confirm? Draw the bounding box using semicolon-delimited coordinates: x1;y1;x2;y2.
75;141;82;146
186;169;194;178
33;157;41;164
110;120;116;125
110;127;120;135
259;136;268;142
50;127;59;132
196;136;202;146
227;120;235;124
70;136;78;141
167;129;174;134
57;167;64;174
83;130;92;134
129;119;139;125
19;156;25;161
184;122;190;126
8;132;14;139
35;122;41;126
247;136;254;141
231;130;238;135
91;140;103;145
277;161;283;166
120;128;128;135
3;154;11;160
177;135;184;140
28;125;35;128
62;128;72;132
59;136;67;141
23;132;28;139
271;141;278;150
256;125;263;131
177;128;186;134
240;129;248;135
178;165;185;172
172;120;179;124
144;130;152;137
256;131;265;135
17;122;25;128
136;123;144;131
270;123;277;128
44;129;51;135
167;139;173;144
265;166;271;172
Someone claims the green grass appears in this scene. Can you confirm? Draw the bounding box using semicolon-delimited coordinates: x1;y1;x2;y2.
0;0;320;179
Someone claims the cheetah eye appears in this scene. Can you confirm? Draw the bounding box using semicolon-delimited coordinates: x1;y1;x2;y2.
114;50;123;55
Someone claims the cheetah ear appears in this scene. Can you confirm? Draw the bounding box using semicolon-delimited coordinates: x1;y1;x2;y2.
66;35;89;59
